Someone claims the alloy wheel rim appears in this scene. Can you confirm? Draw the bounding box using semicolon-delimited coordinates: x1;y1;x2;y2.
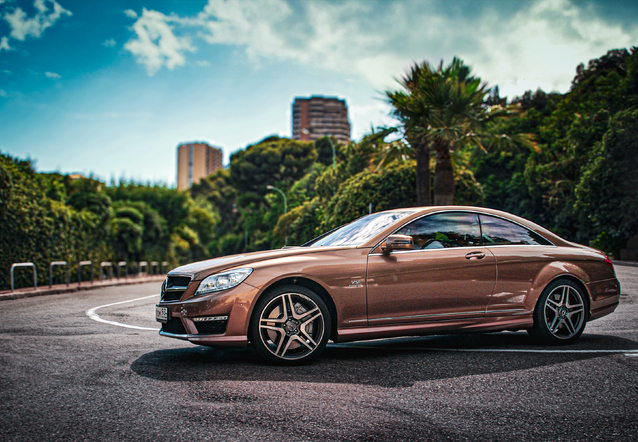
258;293;325;360
543;285;585;340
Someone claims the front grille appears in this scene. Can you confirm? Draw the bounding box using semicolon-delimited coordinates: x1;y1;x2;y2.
161;290;185;302
167;276;191;288
194;320;228;335
161;318;187;335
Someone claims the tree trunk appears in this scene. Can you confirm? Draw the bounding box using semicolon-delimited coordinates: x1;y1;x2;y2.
433;138;454;205
413;138;431;206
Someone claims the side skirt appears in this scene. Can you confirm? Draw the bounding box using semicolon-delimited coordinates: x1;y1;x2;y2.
335;316;534;343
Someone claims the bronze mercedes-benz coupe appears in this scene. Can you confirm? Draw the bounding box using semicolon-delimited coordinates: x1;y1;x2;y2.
156;206;620;364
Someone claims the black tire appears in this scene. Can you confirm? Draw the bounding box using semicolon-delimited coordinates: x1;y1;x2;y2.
528;279;588;344
249;285;331;365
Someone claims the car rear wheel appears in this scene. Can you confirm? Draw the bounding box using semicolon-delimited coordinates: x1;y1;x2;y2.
249;285;331;365
529;279;587;344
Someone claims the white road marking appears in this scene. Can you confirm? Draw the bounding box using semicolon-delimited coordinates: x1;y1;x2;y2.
86;299;638;355
86;295;160;331
329;344;638;354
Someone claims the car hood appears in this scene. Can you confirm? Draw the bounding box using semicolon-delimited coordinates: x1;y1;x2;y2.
168;246;356;281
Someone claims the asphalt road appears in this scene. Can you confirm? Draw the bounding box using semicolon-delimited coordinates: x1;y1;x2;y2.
1;266;637;442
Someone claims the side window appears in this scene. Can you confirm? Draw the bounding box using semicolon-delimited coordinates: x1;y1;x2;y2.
396;213;482;249
479;215;553;246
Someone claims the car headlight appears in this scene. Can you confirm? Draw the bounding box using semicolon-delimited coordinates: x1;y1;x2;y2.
195;268;253;295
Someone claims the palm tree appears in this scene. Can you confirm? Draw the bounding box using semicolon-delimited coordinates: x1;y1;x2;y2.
386;63;435;205
387;57;527;205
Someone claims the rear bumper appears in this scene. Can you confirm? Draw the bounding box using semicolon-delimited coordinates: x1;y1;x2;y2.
587;277;621;321
589;295;620;321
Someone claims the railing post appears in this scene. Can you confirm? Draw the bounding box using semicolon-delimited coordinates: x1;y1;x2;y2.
78;261;93;286
161;261;168;274
10;262;37;291
150;261;159;275
138;261;148;277
117;261;127;279
99;262;113;281
49;261;69;288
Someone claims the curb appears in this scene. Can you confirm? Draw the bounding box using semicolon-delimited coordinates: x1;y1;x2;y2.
612;260;638;268
0;275;165;302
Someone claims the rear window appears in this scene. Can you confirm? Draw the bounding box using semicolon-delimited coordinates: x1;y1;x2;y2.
480;215;553;246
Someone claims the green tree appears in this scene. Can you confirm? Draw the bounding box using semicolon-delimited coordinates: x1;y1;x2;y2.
574;108;638;256
523;48;637;241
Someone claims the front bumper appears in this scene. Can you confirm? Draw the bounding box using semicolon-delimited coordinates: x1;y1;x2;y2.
158;330;248;347
156;283;260;348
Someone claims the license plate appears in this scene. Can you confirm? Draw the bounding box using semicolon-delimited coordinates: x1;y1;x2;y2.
156;306;168;323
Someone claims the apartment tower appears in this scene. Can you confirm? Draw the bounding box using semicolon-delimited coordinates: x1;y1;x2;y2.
176;142;223;190
292;96;351;145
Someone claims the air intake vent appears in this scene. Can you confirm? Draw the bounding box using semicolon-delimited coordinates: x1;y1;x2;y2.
161;275;192;302
161;290;184;302
166;276;191;288
161;318;187;335
194;320;227;335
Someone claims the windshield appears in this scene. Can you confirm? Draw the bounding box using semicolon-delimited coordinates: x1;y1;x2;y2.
307;211;413;247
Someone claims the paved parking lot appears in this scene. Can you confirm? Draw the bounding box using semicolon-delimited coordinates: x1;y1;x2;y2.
0;266;637;441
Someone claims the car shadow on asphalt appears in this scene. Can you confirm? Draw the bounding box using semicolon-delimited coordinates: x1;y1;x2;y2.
130;332;638;388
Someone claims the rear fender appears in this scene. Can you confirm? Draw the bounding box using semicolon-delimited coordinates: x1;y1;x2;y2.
525;261;592;314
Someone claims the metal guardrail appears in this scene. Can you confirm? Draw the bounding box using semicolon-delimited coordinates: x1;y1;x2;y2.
49;261;69;288
78;261;93;286
9;258;169;291
117;261;127;279
11;262;37;291
99;262;113;281
138;261;148;277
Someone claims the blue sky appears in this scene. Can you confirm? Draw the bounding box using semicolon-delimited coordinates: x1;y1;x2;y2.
1;0;637;186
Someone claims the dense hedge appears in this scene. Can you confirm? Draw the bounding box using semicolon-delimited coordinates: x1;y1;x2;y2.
0;155;217;290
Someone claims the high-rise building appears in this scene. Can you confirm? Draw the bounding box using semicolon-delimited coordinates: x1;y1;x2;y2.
292;96;351;145
176;142;223;190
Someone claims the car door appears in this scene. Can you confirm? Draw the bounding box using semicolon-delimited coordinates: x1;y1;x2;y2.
478;214;557;317
366;212;496;325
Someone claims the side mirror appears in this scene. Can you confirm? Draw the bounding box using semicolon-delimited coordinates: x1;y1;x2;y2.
381;234;414;253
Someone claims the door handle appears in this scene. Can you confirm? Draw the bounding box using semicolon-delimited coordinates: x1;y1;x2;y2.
465;251;485;260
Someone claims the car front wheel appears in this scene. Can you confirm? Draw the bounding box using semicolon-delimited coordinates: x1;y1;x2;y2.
529;279;588;344
249;285;331;365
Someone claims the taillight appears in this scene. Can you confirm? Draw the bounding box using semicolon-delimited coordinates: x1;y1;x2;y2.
604;255;614;271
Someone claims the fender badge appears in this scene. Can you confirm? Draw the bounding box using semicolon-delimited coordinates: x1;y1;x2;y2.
349;280;363;288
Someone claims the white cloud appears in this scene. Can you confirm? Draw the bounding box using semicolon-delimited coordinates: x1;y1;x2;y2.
188;0;407;87
463;0;638;97
195;60;209;67
0;36;11;51
124;9;137;19
123;0;638;97
103;38;116;47
0;89;7;98
45;71;61;78
124;8;195;76
3;0;72;41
